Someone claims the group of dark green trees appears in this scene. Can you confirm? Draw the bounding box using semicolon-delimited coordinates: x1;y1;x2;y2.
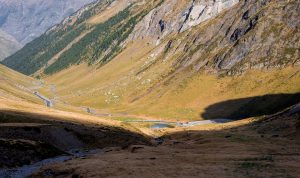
1;0;163;76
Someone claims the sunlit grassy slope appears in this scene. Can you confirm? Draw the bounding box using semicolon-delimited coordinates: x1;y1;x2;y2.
0;64;89;116
44;38;300;121
3;0;299;122
0;64;145;135
38;0;300;121
0;64;41;103
87;0;130;25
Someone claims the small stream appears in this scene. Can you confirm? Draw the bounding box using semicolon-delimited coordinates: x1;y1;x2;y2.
151;123;174;129
0;149;102;178
125;119;233;129
0;156;71;178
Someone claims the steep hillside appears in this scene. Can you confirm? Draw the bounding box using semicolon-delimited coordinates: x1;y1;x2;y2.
46;0;300;120
3;0;299;75
2;0;300;120
2;0;148;75
0;30;21;61
0;0;95;45
0;1;299;176
0;64;150;173
0;64;40;103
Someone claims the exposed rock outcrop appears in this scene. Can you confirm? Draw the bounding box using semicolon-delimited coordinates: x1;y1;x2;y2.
158;0;300;74
179;0;240;32
127;0;240;44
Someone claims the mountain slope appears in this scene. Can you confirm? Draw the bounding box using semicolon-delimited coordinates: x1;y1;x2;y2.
0;30;22;61
3;0;300;75
2;0;300;120
0;64;39;103
2;0;145;75
0;1;299;176
0;0;95;45
0;63;150;171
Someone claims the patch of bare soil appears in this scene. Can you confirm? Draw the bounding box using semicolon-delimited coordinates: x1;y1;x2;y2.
31;104;300;178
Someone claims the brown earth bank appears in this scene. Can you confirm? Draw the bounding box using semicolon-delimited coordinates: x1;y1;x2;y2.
0;110;151;169
30;104;300;178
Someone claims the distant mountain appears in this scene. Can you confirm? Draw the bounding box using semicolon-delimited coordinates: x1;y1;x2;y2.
0;0;95;45
0;30;21;61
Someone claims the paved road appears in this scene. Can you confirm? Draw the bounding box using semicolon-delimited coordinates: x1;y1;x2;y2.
34;91;54;107
123;118;233;128
84;107;233;128
177;119;233;127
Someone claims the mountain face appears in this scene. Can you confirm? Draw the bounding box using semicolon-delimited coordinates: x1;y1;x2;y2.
0;0;300;176
126;0;299;74
3;0;299;76
1;0;299;119
0;0;95;45
0;30;21;61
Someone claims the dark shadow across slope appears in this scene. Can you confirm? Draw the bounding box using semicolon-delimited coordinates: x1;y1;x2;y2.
201;93;300;120
0;109;150;168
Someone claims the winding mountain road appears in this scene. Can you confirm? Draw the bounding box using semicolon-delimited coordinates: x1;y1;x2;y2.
34;91;54;107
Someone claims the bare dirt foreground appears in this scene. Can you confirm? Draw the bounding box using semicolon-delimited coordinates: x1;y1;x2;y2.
29;104;300;178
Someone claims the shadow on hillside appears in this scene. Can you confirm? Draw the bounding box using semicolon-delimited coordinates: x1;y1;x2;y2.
0;109;151;168
0;109;151;147
201;93;300;120
32;102;300;178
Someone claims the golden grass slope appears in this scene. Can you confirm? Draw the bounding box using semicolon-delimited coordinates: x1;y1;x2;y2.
0;64;41;104
87;0;134;25
40;0;300;121
0;64;152;136
6;0;296;122
43;37;300;121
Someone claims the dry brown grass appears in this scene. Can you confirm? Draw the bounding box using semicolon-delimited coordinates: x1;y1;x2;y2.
87;0;132;25
31;107;300;178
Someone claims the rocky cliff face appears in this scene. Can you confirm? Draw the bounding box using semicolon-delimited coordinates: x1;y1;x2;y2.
127;0;299;75
0;0;95;45
127;0;240;45
171;0;300;74
179;0;240;32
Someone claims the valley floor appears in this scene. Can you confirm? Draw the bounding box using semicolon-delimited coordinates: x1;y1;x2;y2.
0;65;300;177
0;98;299;177
0;0;299;176
31;104;300;178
